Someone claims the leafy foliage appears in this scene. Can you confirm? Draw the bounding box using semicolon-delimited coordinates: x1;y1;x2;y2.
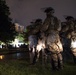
0;0;17;43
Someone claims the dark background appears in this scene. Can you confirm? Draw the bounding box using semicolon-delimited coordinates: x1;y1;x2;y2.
6;0;76;27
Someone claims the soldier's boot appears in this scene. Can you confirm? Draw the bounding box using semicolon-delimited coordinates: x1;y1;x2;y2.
73;56;76;64
32;51;37;64
58;53;63;70
29;48;33;64
54;61;59;71
51;59;59;71
51;59;55;70
32;47;37;64
58;60;63;70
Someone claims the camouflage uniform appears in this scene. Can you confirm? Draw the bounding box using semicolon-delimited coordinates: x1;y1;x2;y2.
63;16;76;64
27;22;38;64
41;7;63;70
70;31;76;64
32;19;43;64
60;16;74;61
28;34;38;64
27;19;43;64
66;17;76;64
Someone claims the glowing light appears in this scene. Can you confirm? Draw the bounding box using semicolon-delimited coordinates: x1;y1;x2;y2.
12;39;24;48
12;39;19;47
37;42;45;51
71;40;76;48
0;55;4;59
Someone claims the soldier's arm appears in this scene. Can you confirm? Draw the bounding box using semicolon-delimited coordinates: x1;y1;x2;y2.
54;17;61;31
40;18;50;32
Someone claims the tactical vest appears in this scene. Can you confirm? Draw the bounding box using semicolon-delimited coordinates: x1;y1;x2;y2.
66;22;74;31
42;16;61;33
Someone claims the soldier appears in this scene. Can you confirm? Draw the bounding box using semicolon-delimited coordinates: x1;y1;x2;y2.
27;19;43;64
27;21;38;64
70;31;76;64
31;19;43;64
64;16;74;35
41;7;63;70
60;16;74;62
64;16;76;64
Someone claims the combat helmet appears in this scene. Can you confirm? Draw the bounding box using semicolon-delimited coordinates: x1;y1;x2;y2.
43;7;55;13
65;16;74;21
35;18;42;23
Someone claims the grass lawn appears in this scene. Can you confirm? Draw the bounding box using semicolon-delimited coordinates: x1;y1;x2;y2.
0;59;76;75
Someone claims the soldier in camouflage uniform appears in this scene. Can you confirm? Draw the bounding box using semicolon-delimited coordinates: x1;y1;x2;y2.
27;21;38;64
64;16;76;64
27;19;43;64
41;7;63;70
60;16;74;62
70;31;76;64
31;19;43;64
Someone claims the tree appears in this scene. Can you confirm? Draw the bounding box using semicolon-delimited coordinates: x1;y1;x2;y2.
16;33;24;42
0;0;17;44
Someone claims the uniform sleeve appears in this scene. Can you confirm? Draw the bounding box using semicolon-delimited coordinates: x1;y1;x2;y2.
40;18;50;32
54;17;61;31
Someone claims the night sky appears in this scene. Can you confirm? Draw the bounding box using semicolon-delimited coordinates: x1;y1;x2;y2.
6;0;76;28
